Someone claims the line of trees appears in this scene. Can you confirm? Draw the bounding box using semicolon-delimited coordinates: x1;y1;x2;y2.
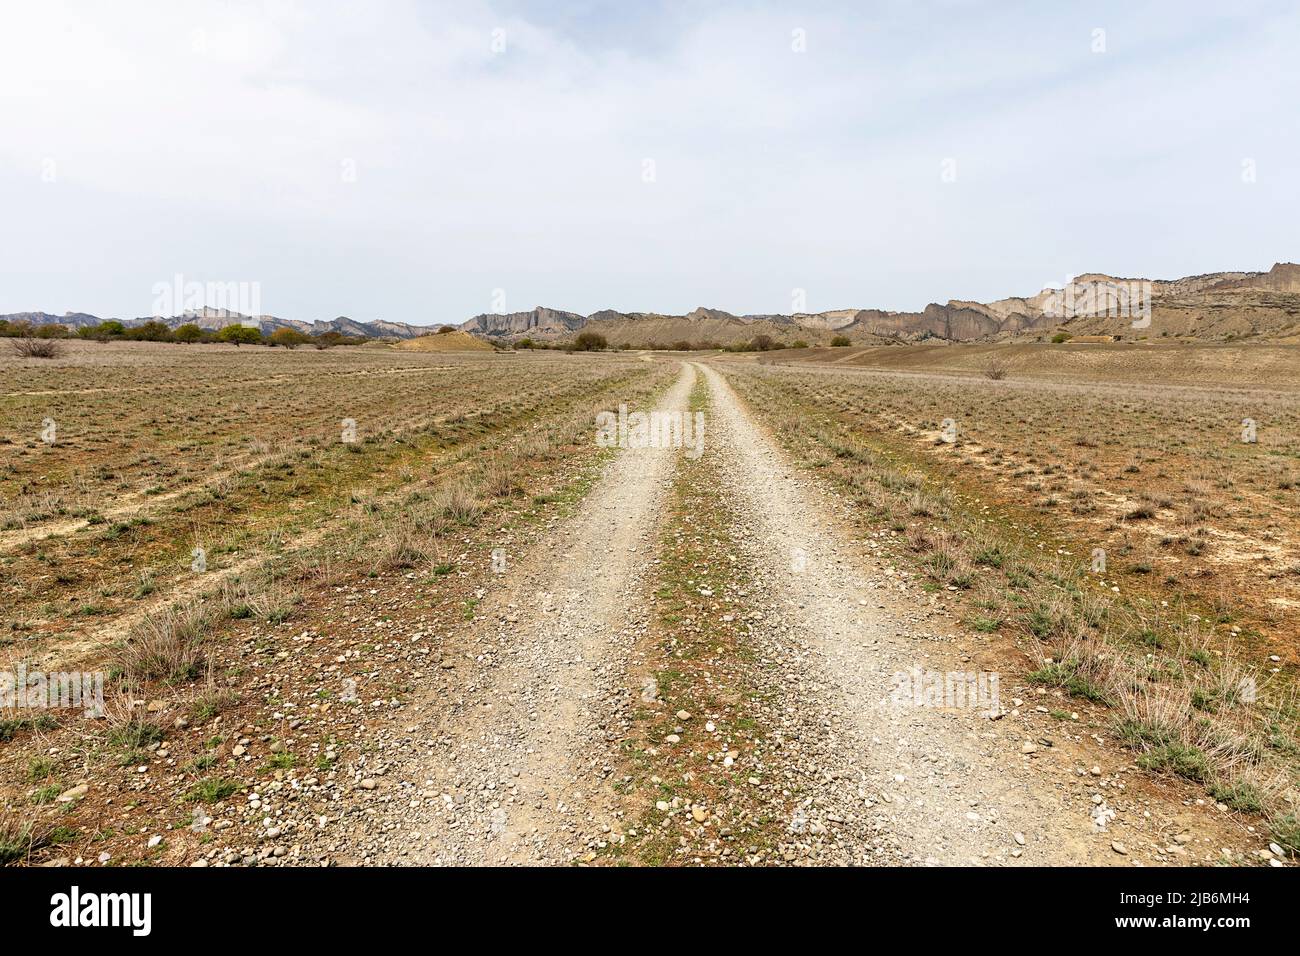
0;319;365;349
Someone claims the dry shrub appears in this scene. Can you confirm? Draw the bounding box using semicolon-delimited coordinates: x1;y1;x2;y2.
372;513;437;571
1115;674;1193;749
10;337;63;359
296;549;350;588
0;811;52;866
117;601;212;683
190;680;240;722
907;489;934;517
983;357;1010;380
906;525;938;553
929;536;974;587
1030;630;1117;704
220;577;298;623
433;479;482;525
98;686;168;753
480;456;522;498
519;432;554;462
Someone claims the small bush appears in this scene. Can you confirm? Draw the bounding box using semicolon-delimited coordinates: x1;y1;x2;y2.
983;357;1010;380
108;717;165;753
185;777;239;804
10;336;63;359
1028;660;1111;704
1136;741;1210;782
1208;778;1263;813
433;480;483;524
190;687;239;722
0;812;52;866
373;516;435;571
269;328;311;348
0;714;58;741
830;335;851;347
118;601;211;682
1271;815;1300;857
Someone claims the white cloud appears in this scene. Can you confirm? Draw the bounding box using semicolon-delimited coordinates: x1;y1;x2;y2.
0;0;1295;323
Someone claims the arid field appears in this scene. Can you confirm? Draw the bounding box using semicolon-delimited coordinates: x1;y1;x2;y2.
1;339;1297;868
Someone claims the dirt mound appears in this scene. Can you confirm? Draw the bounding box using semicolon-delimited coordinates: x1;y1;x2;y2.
394;330;494;352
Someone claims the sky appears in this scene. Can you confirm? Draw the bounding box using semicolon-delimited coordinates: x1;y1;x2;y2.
0;0;1296;326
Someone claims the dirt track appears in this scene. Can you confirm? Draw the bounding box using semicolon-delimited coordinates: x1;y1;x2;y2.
306;358;1253;866
359;365;696;864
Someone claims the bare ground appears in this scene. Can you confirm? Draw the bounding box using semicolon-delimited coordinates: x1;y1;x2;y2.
694;362;1252;865
297;359;1260;866
339;366;697;864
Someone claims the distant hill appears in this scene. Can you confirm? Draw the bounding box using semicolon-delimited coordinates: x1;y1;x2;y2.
0;307;431;340
454;262;1300;346
10;262;1298;348
392;330;494;352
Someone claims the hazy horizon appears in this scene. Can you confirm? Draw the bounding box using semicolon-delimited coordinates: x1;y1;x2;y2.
2;0;1296;326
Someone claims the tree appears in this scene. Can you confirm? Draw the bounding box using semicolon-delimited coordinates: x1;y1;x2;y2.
516;337;535;350
173;323;203;343
830;335;851;347
131;320;172;341
791;340;809;349
572;331;607;351
312;331;349;349
217;324;263;346
269;328;311;348
750;334;774;352
80;320;125;340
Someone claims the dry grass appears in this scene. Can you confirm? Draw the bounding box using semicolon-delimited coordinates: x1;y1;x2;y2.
0;810;53;865
432;479;483;524
116;600;213;683
0;344;660;665
725;356;1300;824
0;344;680;867
371;513;440;571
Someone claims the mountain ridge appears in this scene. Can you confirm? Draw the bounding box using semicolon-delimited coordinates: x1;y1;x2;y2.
0;307;430;340
7;263;1297;344
454;263;1300;345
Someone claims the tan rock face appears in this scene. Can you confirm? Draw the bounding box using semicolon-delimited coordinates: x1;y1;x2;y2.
459;306;587;337
1208;262;1300;294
